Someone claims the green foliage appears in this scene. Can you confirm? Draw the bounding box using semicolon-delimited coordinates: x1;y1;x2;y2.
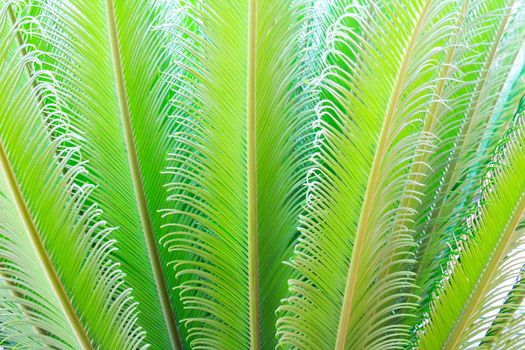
0;0;523;349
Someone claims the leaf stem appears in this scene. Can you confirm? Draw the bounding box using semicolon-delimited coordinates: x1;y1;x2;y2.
104;1;182;349
247;0;260;348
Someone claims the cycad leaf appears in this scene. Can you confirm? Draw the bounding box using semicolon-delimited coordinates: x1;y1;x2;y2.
409;0;525;320
255;1;317;348
371;0;525;330
0;12;144;349
480;229;525;349
161;0;316;348
0;15;75;349
8;0;185;347
417;99;525;350
277;0;462;348
163;1;253;346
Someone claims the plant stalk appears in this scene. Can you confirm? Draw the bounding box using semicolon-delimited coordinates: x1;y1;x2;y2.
247;0;260;348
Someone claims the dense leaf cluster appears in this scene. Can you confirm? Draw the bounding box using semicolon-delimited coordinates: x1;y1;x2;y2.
0;0;524;349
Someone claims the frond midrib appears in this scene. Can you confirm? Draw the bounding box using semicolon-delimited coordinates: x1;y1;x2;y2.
103;1;181;348
0;142;93;350
335;1;433;348
247;0;260;348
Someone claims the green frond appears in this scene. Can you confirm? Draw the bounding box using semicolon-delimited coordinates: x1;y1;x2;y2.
255;1;318;348
0;132;77;348
161;0;317;348
470;102;525;349
162;1;252;346
480;241;525;349
408;0;525;323
277;0;462;348
1;0;524;348
417;99;525;350
0;14;145;349
7;0;188;347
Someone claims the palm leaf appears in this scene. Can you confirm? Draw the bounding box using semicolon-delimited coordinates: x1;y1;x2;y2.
7;0;187;347
0;12;144;349
417;97;525;350
160;0;316;348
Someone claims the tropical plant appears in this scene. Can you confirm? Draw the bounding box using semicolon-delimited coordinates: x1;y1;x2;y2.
0;0;523;349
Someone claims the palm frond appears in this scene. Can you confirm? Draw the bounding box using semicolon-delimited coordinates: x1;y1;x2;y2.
7;0;187;347
0;11;145;349
417;97;525;350
277;0;462;348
